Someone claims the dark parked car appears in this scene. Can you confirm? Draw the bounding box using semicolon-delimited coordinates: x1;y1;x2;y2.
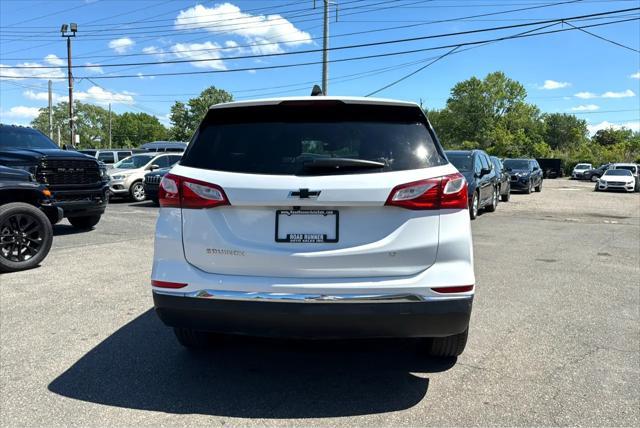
490;156;511;202
143;167;171;205
583;163;612;182
446;150;498;219
536;158;564;178
0;124;110;229
503;158;543;194
0;166;61;272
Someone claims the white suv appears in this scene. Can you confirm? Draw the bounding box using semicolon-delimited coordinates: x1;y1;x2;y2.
151;97;475;357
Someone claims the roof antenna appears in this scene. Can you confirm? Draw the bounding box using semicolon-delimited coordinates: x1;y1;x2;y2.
311;84;324;96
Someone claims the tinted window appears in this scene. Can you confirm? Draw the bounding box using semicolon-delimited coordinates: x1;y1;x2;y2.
473;154;483;174
182;103;445;176
503;159;530;170
116;151;132;161
0;127;58;150
615;165;637;173
480;154;491;171
168;155;182;165
114;154;155;169
604;169;632;176
490;157;502;173
447;153;472;172
153;156;172;168
97;152;115;163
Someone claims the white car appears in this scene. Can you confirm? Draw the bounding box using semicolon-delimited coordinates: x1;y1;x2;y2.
572;163;592;179
611;163;639;192
596;168;637;192
108;153;182;201
151;96;475;357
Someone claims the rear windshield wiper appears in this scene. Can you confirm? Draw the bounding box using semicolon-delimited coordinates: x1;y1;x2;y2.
302;158;386;171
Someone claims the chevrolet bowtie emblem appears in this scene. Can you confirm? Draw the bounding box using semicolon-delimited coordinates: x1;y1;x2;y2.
289;188;321;199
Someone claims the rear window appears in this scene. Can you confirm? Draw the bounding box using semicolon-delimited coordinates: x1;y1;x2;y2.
181;102;446;176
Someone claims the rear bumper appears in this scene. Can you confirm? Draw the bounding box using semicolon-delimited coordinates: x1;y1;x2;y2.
153;291;473;338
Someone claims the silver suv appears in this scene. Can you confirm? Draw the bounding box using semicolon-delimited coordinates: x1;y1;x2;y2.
108;153;182;201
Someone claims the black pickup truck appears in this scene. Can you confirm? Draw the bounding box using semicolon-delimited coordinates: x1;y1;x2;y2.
0;124;109;229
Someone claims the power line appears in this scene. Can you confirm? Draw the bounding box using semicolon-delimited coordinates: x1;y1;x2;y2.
5;6;636;71
562;19;640;51
1;16;635;80
1;0;595;62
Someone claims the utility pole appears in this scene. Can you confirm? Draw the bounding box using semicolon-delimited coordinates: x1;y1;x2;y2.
48;80;53;139
57;126;61;145
61;23;77;148
315;1;337;95
108;103;112;149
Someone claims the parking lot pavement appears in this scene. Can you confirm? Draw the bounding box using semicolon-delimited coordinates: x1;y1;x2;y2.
1;179;638;427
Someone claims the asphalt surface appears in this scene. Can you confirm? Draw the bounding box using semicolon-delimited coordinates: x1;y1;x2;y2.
1;179;639;427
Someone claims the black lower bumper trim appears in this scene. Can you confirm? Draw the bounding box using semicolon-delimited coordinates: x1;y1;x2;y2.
153;292;473;339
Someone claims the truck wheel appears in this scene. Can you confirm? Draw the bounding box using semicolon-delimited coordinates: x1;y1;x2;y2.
501;184;510;202
469;191;479;220
68;215;101;230
426;328;468;357
535;180;542;192
485;187;498;212
0;202;53;273
130;181;146;202
173;327;212;349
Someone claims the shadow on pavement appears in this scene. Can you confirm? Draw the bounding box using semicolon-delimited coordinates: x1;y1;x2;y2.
49;310;455;418
52;224;91;236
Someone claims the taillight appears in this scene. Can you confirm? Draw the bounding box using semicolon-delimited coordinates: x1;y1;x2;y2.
151;279;188;289
431;285;474;293
159;173;229;209
385;172;467;210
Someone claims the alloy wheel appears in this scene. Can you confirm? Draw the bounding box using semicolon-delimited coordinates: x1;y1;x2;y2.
0;213;45;263
132;183;145;201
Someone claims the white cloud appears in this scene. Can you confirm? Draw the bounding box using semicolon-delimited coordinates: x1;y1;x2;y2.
84;63;104;74
588;120;640;135
570;104;599;112
174;3;312;55
0;106;41;123
171;42;226;70
630;72;640;79
23;90;64;103
575;91;598;99
540;80;570;90
601;89;635;99
142;46;168;60
0;62;65;81
44;54;65;66
108;37;135;54
74;86;134;105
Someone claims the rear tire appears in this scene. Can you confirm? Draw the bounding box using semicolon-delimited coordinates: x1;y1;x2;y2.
469;191;479;220
485;187;498;212
0;203;53;273
501;184;510;202
173;327;212;349
427;328;468;357
68;215;101;230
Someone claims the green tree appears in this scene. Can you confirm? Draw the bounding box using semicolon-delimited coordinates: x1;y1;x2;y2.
542;113;589;151
112;112;168;147
592;127;634;146
31;101;110;148
169;86;233;140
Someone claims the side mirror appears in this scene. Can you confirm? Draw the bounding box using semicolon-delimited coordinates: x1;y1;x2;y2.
480;167;491;177
532;166;539;171
147;164;160;171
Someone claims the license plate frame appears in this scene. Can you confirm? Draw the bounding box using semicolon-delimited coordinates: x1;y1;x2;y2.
275;209;339;243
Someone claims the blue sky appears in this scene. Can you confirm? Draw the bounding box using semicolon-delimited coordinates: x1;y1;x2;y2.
1;0;638;134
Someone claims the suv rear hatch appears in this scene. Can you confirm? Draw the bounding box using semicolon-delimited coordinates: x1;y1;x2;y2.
173;100;454;278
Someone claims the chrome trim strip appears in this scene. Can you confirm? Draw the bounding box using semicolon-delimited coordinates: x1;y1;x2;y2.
152;289;469;303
